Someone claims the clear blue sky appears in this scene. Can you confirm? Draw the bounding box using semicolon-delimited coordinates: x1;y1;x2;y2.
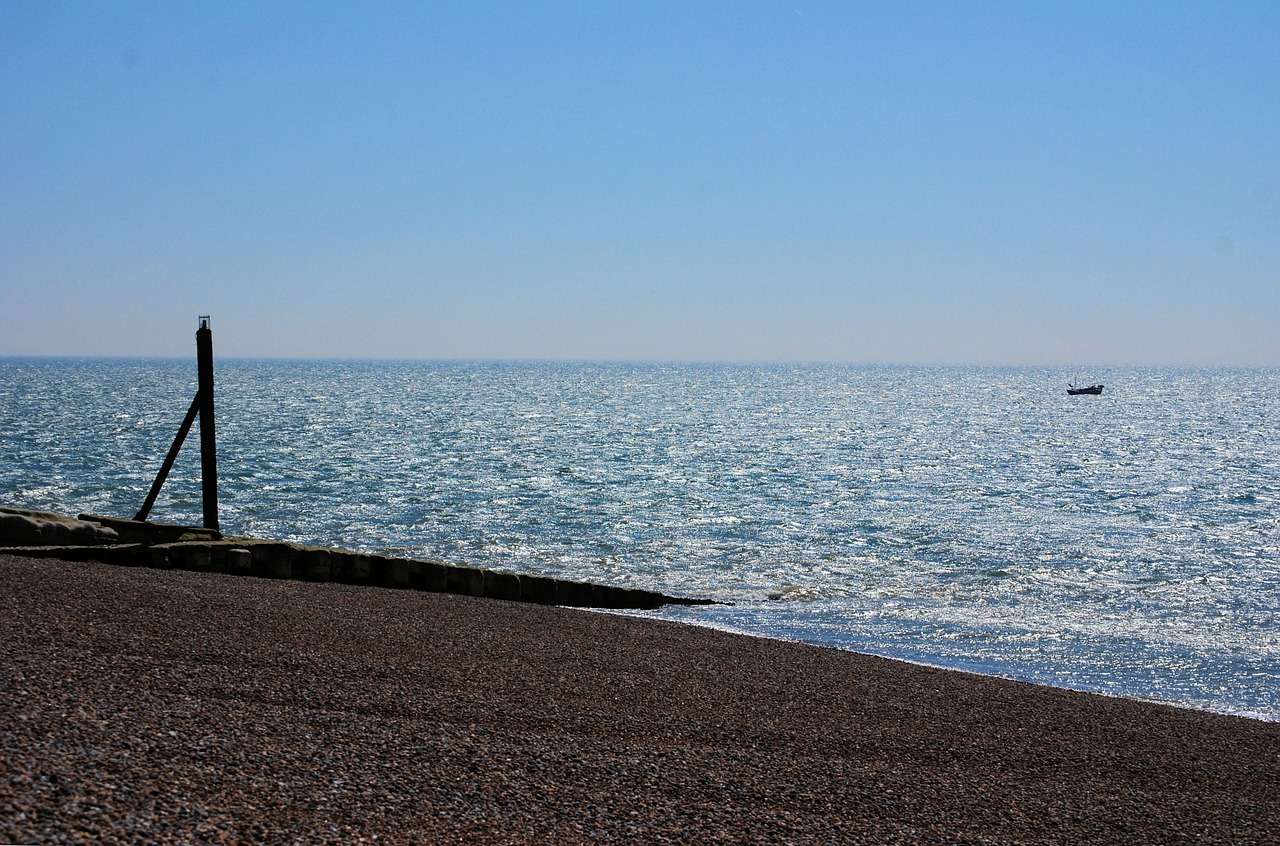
3;1;1277;365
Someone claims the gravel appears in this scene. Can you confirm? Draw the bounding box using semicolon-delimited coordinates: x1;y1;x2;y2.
2;553;1277;844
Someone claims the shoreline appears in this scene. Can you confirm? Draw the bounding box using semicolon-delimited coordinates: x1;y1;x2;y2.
6;504;1271;724
634;611;1280;725
3;553;1278;844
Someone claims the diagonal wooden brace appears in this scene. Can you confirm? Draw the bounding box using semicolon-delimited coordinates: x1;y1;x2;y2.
134;389;204;523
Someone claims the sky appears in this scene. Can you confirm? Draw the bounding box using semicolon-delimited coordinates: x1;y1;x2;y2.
2;1;1278;366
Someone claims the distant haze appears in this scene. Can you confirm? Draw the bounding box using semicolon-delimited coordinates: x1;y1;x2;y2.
3;2;1277;366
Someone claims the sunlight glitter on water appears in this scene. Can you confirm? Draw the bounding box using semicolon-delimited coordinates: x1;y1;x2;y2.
2;359;1278;718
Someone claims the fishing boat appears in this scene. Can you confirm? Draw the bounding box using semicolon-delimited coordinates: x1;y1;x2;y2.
1067;383;1103;395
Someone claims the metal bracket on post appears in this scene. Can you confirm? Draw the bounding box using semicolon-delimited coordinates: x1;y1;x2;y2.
134;316;219;530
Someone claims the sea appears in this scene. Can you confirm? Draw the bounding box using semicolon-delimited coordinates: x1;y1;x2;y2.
2;358;1277;720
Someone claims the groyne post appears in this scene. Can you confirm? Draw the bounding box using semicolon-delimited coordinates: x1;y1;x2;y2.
134;316;219;531
196;316;218;532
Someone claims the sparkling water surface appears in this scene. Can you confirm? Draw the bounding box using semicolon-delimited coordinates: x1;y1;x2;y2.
3;359;1277;719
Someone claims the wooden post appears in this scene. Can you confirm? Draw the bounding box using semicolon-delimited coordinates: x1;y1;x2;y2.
196;316;219;532
135;316;219;527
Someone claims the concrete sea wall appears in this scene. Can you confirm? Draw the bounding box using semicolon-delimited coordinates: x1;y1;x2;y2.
0;506;711;611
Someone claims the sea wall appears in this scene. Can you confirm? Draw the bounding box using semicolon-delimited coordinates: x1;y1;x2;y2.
0;506;710;611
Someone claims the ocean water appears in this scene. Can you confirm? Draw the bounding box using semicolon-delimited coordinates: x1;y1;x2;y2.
2;358;1277;720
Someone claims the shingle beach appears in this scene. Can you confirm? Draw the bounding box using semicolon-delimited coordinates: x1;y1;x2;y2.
2;553;1277;844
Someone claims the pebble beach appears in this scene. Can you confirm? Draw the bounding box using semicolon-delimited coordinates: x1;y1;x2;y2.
2;553;1278;844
